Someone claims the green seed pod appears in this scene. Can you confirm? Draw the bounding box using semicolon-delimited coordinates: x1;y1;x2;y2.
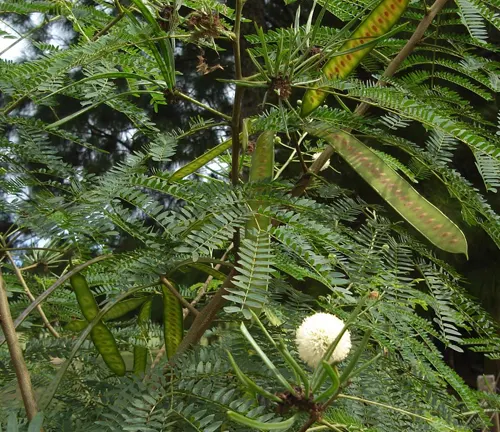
305;123;468;256
301;0;410;117
245;131;275;239
65;297;148;332
133;299;152;376
64;320;88;332
161;282;183;359
70;273;126;376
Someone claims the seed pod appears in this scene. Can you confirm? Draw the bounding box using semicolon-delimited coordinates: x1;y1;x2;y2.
305;123;468;255
301;0;410;117
133;299;152;375
161;282;183;359
245;131;275;240
70;273;126;376
64;297;148;332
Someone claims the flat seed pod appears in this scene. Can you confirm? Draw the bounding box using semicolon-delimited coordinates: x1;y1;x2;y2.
101;297;147;321
64;297;147;332
133;299;152;375
70;273;126;376
245;131;275;239
301;0;410;117
161;282;183;359
305;123;468;256
91;323;126;376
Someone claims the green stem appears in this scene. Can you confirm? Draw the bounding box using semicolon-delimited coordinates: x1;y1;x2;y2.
175;91;231;121
337;394;452;427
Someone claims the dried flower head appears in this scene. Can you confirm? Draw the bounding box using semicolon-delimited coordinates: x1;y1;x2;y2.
187;11;223;40
270;75;292;100
312;152;330;171
296;312;351;368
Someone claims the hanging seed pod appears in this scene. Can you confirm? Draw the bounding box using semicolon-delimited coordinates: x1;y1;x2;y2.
70;273;126;376
305;123;468;256
245;131;275;240
161;282;183;359
301;0;410;117
64;297;147;331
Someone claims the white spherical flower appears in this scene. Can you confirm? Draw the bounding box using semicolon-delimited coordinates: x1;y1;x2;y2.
312;152;330;171
296;313;351;368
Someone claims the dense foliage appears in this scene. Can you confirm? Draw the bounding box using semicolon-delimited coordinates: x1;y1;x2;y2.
1;0;500;430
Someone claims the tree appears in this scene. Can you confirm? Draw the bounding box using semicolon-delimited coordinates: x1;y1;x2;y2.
0;0;500;430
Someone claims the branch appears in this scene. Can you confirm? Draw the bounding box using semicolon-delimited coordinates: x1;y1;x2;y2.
230;0;245;186
6;251;60;338
169;269;236;363
0;270;39;421
354;0;449;116
160;276;199;317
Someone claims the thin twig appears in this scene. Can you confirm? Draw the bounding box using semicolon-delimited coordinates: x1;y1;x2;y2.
175;91;231;121
0;270;39;421
191;244;234;310
18;263;39;272
230;0;245;186
0;254;112;345
92;11;125;41
6;251;60;338
160;276;199;317
354;0;449;117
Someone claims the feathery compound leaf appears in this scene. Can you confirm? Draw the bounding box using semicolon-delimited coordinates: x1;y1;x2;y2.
223;234;274;318
305;123;468;256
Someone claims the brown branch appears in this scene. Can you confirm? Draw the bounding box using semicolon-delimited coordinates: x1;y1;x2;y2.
230;0;245;186
169;269;236;364
293;0;449;196
6;251;60;338
0;270;39;421
160;276;199;317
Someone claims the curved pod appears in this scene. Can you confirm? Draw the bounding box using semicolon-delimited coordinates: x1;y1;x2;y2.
301;0;410;117
64;297;147;331
246;131;275;239
70;273;126;376
305;124;468;255
161;282;183;359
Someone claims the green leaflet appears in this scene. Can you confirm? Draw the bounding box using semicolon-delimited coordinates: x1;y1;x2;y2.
245;131;275;239
64;297;147;331
161;282;183;358
227;411;297;430
133;299;152;375
70;273;126;376
305;123;468;256
301;0;410;116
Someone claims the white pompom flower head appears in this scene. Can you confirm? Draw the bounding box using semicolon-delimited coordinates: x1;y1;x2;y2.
295;312;351;369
